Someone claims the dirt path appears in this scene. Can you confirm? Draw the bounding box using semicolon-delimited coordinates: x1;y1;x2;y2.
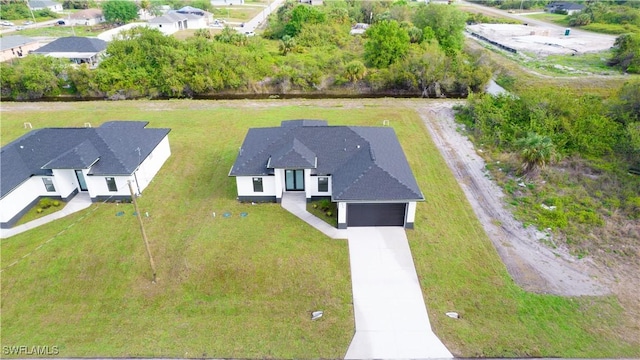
414;101;610;296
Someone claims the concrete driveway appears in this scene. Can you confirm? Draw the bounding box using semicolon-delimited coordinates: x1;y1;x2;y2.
345;227;452;359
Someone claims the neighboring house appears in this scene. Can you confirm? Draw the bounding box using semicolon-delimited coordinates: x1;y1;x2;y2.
31;36;106;66
545;1;585;15
210;0;244;5
148;12;189;35
177;5;214;24
299;0;323;5
0;35;40;62
28;0;63;13
147;9;210;34
350;23;369;35
229;120;424;229
0;122;171;229
69;9;105;26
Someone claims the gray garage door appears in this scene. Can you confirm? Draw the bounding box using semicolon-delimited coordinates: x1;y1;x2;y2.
347;203;406;227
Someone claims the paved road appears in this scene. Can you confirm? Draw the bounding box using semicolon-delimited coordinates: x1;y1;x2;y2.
234;0;286;34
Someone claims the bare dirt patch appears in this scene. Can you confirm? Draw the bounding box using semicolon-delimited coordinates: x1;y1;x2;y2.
467;23;616;56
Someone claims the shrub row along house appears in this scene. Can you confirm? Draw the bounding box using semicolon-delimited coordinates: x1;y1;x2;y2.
229;120;423;229
0;122;170;228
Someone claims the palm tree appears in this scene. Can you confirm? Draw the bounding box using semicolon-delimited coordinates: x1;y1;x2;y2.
516;132;557;175
279;35;296;55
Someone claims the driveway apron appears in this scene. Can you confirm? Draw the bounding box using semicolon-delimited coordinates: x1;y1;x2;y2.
345;227;452;359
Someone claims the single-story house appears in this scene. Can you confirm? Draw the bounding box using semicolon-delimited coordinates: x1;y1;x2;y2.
229;120;424;229
148;12;189;35
31;36;106;66
69;9;105;26
545;1;585;15
299;0;323;5
177;6;214;24
0;121;171;229
28;0;63;13
0;35;40;62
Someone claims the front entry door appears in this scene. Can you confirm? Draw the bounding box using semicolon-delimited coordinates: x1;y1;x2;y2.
75;170;88;191
285;169;304;191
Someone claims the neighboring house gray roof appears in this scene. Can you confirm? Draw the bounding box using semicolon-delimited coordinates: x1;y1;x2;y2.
32;36;106;54
29;0;59;9
0;35;38;51
149;12;188;24
177;6;209;16
230;120;423;201
0;121;170;198
546;2;584;10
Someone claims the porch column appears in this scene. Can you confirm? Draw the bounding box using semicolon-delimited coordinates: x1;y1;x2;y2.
338;202;347;229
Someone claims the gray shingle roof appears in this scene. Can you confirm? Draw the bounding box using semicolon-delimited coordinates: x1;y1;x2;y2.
29;0;59;9
1;121;170;198
0;35;38;51
149;12;188;23
230;120;423;201
32;36;106;54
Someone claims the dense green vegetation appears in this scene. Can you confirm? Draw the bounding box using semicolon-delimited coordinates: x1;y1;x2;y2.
455;79;640;262
0;0;58;21
0;1;492;99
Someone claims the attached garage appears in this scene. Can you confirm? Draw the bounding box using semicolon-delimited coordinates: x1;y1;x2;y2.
347;203;407;227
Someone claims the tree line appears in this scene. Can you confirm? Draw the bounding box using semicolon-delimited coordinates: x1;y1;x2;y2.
0;1;492;100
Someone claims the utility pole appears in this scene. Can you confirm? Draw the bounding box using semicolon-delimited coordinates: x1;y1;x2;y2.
128;181;157;283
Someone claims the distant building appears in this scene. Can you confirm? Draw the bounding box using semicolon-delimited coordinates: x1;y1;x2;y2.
28;0;63;13
350;23;369;35
545;1;585;15
210;0;245;5
0;35;40;62
31;36;107;67
299;0;323;5
69;9;105;26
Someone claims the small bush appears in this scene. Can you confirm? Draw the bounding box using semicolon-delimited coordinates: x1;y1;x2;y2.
38;198;53;209
53;200;61;207
318;199;331;211
36;208;43;213
326;211;333;217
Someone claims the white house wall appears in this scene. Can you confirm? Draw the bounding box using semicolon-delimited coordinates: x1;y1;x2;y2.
86;174;134;199
149;23;179;35
274;169;284;200
307;174;332;197
0;177;55;225
236;176;277;197
406;201;417;224
51;169;80;198
133;135;171;193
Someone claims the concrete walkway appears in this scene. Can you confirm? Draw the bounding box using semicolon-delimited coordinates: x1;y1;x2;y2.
280;192;347;239
0;193;92;239
279;195;452;358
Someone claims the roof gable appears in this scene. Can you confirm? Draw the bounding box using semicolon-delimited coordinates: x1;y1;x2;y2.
268;138;316;169
42;140;100;169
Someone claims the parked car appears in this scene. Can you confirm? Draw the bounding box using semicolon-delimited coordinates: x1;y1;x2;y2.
1;21;15;27
56;20;65;25
244;31;255;37
16;26;25;30
24;21;33;25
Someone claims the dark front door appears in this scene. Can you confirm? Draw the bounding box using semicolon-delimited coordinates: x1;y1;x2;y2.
285;169;304;191
347;203;407;227
75;170;88;191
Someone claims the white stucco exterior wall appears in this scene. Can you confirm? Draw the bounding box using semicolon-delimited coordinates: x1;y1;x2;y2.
406;201;417;223
307;174;332;197
236;176;276;197
274;169;284;200
51;169;80;198
134;135;171;193
338;202;347;224
86;174;135;198
0;177;55;224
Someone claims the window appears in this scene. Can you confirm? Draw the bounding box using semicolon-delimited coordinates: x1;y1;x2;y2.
252;177;263;192
105;177;118;192
42;178;56;192
318;177;328;192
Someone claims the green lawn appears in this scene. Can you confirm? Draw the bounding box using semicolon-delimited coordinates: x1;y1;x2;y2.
9;25;103;38
1;100;638;358
523;12;570;27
